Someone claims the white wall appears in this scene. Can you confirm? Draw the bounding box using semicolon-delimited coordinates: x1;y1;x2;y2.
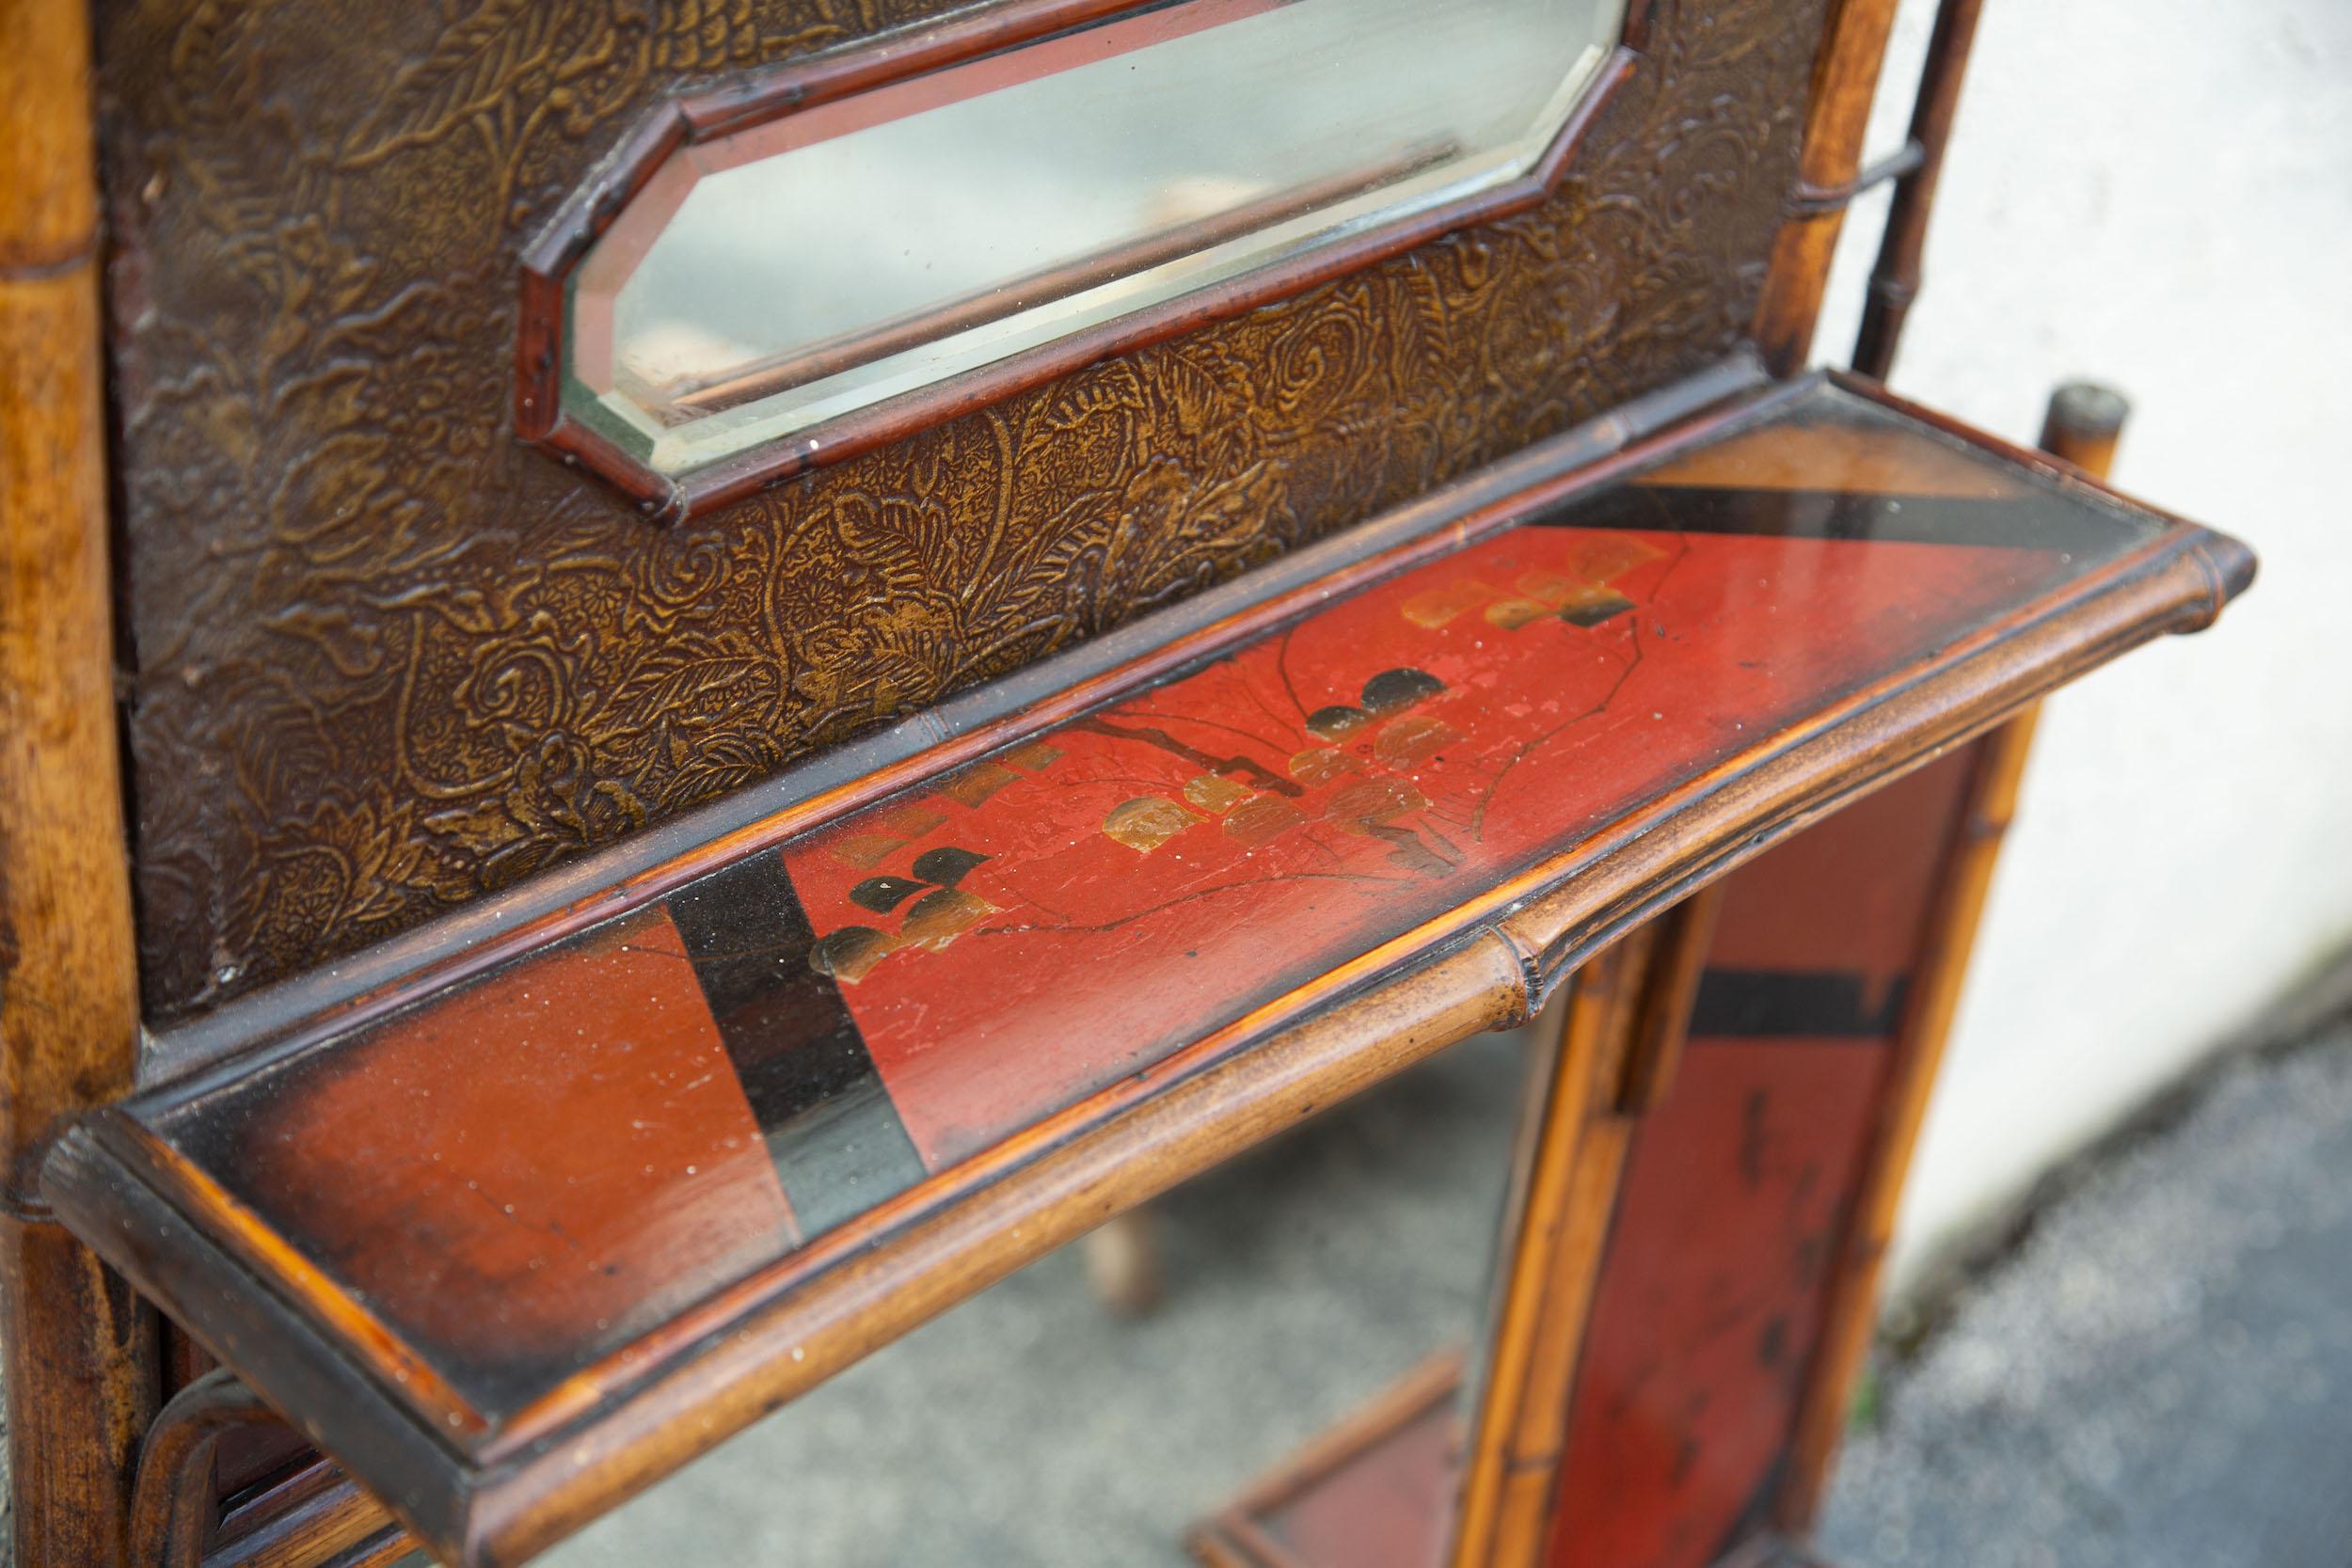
1812;0;2352;1288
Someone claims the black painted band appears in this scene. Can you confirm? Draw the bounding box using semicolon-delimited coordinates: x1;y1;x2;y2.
670;852;928;1238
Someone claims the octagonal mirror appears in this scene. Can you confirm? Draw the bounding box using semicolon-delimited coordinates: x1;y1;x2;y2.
535;0;1629;499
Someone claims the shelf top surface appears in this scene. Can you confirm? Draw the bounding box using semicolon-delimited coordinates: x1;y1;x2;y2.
47;374;2249;1563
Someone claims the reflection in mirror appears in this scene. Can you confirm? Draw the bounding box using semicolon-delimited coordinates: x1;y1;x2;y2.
563;0;1627;478
540;1018;1548;1567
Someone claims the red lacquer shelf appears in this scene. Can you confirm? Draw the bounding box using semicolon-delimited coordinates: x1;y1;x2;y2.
45;371;2250;1567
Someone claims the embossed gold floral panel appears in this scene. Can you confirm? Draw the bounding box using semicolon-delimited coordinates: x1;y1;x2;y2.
562;0;1625;479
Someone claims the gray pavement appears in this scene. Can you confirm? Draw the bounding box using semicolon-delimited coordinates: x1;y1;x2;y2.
1820;1023;2352;1568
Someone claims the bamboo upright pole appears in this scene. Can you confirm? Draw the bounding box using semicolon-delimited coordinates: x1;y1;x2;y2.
1851;0;1990;379
1751;0;1904;373
0;4;161;1562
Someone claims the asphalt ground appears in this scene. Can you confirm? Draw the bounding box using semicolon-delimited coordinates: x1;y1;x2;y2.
1821;1022;2352;1568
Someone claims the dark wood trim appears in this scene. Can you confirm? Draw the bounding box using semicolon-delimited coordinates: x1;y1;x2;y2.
682;0;1155;141
1611;888;1723;1117
0;3;160;1563
1617;0;1660;54
1447;911;1695;1568
514;0;1647;519
511;100;690;450
1771;714;2035;1533
45;1128;492;1560
203;1458;406;1568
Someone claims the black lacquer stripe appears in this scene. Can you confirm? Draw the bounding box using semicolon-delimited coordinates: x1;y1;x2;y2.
1543;483;2140;555
669;852;927;1238
1688;969;1909;1040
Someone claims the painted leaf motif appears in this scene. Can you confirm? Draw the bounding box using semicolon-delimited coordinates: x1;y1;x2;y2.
848;876;929;914
1360;668;1445;715
808;926;898;983
909;847;990;888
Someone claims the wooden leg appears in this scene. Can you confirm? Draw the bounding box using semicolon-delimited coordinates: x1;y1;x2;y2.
1772;719;2038;1529
1186;734;2047;1568
2038;382;2132;477
1184;899;1721;1568
1851;0;1990;380
0;6;164;1560
1511;384;2133;1565
1083;1210;1166;1316
0;1223;158;1567
1751;0;1903;372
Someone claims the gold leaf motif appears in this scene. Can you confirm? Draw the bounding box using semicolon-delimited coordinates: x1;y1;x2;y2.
1103;799;1199;854
1560;535;1668;585
1324;778;1430;831
1403;579;1497;629
938;762;1022;810
1183;775;1254;816
1560;588;1637;627
1484;597;1555;630
809;927;902;984
1223;797;1305;848
899;888;994;950
1001;740;1064;774
1288;748;1365;787
1374;715;1458;769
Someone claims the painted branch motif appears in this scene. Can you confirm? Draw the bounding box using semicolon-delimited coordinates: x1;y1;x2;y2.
798;534;1670;990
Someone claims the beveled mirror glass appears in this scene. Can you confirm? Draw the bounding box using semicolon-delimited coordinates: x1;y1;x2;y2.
541;1021;1544;1567
560;0;1627;481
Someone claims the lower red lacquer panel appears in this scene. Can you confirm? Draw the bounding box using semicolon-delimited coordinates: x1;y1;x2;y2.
1547;1037;1887;1568
1542;752;1976;1568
